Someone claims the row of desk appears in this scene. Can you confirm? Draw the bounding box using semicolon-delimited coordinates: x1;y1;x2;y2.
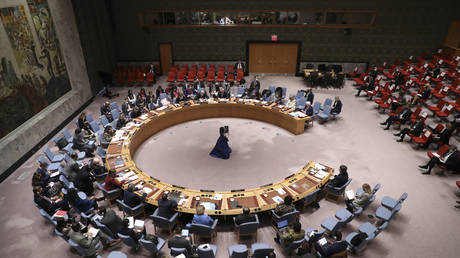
106;98;332;215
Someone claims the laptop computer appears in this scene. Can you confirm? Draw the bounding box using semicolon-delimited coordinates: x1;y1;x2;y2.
277;219;289;230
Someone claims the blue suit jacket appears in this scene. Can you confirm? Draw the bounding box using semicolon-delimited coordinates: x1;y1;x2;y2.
192;214;214;227
123;190;144;208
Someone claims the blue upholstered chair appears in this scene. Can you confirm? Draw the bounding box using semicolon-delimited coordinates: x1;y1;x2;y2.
296;97;307;110
89;120;104;136
345;232;368;253
116;199;145;218
270;209;299;226
100;115;117;129
233;214;259;242
38;156;61;172
335;208;354;225
96;146;106;160
304;227;325;248
39;209;57;226
150;208;179;235
320;217;344;237
303;188;320;209
325;178;352;203
95;182;121;207
381;192;408;211
111;109;120;121
110;102;119;111
44;148;65;163
140;236;166;256
281;238;304;255
94;220;117;240
59;174;74;189
317;105;332;122
191;219;218;244
171;247;189;257
312;101;322;116
107;251;127;258
197;244;217;258
251;243;274;258
61;128;73;143
227;244;249;258
54;228;69;241
118;233;140;249
269;85;276;94
323;98;333;108
63;144;85;160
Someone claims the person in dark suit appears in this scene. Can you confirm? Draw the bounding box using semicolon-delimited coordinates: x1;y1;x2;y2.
315;240;348;257
116;114;128;129
249;76;260;89
394;118;424;142
90;157;107;177
194;89;209;100
419;146;459;174
100;101;113;122
74;165;94;196
121;97;132;116
158;193;178;219
380;105;412;130
67;188;98;213
327;165;349;188
119;218;143;242
331;96;342;114
234;60;245;72
168;227;195;255
305;88;314;103
217;86;229;98
235;207;256;225
123;184;146;208
99;207;123;235
355;79;374;97
33;186;68;215
304;101;314;116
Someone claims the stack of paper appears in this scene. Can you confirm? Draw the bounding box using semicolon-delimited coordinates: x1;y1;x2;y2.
314;170;329;179
201;202;216;210
345;190;355;200
143;187;153;194
276;188;286;195
178;198;188;206
157;106;168;111
314;163;325;170
213;194;223;200
134;219;144;230
272;196;283;204
128;216;134;228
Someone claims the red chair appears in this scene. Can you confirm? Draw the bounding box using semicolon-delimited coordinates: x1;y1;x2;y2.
378;97;393;111
118;69;127;84
375;93;390;105
428;99;446;113
432;85;450;99
226;73;234;83
236;72;244;82
432;124;445;135
449;79;460;94
216;71;225;82
197;71;205;82
187;70;196;82
410;107;422;123
167;72;176;83
227;64;234;73
427;144;450;159
176;72;185;83
456;180;460;189
136;71;144;83
388;106;405;117
146;72;155;84
365;85;380;100
353;73;367;86
435;103;454;118
384;67;396;80
347;67;358;78
127;70;135;83
412;129;432;146
206;71;215;82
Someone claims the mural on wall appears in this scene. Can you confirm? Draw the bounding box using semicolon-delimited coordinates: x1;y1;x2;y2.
0;1;71;139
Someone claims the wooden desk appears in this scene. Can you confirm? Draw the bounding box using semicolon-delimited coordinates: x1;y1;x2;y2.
106;99;329;216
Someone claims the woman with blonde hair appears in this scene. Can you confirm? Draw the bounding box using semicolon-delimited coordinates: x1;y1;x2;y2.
345;183;372;212
192;205;214;226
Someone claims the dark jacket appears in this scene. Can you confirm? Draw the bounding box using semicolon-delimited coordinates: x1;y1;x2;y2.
123;190;144;208
168;236;193;255
316;240;348;257
158;199;178;219
329;172;349;188
100;210;123;235
305;105;314;116
235;214;256;225
331;100;342;114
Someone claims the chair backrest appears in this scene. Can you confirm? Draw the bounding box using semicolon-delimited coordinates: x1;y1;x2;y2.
304;188;320;205
321;105;332;116
398;192;408;203
437;145;450;156
90;121;100;133
95;220;116;239
151;208;171;227
296;91;305;99
330;249;348;258
252;247;274;258
229;245;249;258
313;101;322;113
191;223;213;235
110;102;119;111
323;98;333;107
236;214;259;234
117;233;139;248
96;147;106;158
100;115;109;127
62;129;72;140
160;93;167;99
197;245;216;258
269;85;276;94
285;238;304;253
237;87;245;95
372;184;381;194
140;238;158;254
296;97;307;108
111;109;120;120
171;247;189;257
44;148;54;160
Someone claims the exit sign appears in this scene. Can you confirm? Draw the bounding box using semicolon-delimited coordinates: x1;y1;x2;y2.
271;35;278;41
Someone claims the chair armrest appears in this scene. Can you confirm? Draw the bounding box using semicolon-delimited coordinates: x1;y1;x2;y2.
107;188;121;195
211;219;218;230
132;202;145;211
233;217;239;229
169;212;179;223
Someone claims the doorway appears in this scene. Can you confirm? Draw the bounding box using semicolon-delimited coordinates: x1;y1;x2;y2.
247;42;300;74
159;43;173;75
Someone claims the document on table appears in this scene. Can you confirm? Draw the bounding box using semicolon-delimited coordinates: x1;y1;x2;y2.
314;170;328;179
318;237;328;246
213;194;223;200
272;196;283;204
88;227;99;237
178;198;188;206
201;202;216;210
134;219;144;230
276;188;286;195
143;187;153;194
345;190;355;200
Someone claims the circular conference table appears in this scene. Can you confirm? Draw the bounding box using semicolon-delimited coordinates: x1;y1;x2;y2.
106;98;333;216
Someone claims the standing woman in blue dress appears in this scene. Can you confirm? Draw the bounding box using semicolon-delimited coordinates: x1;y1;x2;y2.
210;126;232;159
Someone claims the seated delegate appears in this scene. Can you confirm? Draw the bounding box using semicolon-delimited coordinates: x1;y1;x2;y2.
168;227;195;256
419;146;459;175
274;221;305;246
345;183;372;212
123;184;146;207
192;205;214;227
274;195;295;216
326;165;349;188
158;193;178;219
234;207;256;225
